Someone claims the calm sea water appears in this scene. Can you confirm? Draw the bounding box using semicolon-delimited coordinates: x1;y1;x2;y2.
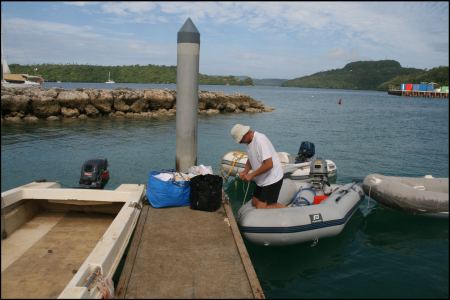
1;82;448;298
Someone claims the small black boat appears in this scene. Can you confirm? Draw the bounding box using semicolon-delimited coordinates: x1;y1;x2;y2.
79;159;109;189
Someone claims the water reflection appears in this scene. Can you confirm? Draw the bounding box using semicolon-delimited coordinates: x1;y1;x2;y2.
361;207;449;247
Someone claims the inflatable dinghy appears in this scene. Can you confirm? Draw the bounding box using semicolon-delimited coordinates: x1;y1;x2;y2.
363;173;448;218
221;150;337;182
236;158;363;246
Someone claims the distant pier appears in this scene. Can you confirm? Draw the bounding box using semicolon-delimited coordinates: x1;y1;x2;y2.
115;192;264;299
388;89;449;99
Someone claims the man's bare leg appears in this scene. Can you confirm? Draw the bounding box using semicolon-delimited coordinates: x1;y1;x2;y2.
252;197;268;208
266;202;286;209
252;197;285;209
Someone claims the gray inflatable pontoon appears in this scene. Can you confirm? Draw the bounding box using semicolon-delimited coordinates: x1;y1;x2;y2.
362;173;449;218
237;179;365;246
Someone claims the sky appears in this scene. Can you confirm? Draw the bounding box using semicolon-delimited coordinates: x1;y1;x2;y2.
1;1;449;79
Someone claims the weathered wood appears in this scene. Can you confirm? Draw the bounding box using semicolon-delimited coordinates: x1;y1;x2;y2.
115;204;150;298
223;193;265;299
117;198;262;298
1;211;114;299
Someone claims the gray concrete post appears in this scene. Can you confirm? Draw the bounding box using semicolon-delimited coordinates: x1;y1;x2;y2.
176;18;200;172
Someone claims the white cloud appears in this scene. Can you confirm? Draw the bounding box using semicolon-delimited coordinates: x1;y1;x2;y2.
72;1;448;56
7;18;101;39
100;2;157;16
3;18;175;66
326;48;366;64
4;2;448;77
63;2;99;7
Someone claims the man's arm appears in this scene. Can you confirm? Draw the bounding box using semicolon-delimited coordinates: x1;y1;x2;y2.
243;157;273;181
239;159;252;179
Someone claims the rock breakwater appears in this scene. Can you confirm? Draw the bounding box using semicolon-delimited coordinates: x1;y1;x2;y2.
1;87;274;122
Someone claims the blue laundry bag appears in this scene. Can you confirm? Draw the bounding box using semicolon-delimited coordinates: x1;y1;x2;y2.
146;170;190;208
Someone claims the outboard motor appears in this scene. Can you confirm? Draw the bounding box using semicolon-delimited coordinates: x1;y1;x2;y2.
295;141;315;163
309;157;330;192
79;159;109;189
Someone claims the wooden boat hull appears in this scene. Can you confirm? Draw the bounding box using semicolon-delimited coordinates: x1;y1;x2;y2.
1;181;145;298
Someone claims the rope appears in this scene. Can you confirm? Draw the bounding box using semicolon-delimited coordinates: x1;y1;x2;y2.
360;182;377;217
367;183;373;211
242;180;251;206
219;151;254;207
221;151;246;181
95;271;115;299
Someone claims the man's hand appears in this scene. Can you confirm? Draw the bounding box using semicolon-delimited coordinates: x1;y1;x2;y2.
241;172;253;182
238;170;249;180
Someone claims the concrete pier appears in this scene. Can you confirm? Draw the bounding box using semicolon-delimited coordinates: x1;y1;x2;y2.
115;193;264;298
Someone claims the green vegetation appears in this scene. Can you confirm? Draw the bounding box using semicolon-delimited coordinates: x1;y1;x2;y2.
199;74;253;86
8;63;254;86
8;60;448;91
282;60;423;90
253;78;288;86
282;60;448;91
378;66;449;90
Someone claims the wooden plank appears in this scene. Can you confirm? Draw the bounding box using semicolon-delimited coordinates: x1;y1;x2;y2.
222;192;265;299
122;205;255;298
116;190;265;299
115;204;150;298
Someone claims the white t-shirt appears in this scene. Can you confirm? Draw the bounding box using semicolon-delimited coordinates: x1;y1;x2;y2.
246;131;283;187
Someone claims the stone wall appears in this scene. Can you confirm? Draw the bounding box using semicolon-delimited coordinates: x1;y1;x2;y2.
1;87;274;122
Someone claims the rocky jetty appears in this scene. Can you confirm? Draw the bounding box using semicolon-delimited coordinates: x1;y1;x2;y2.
1;87;274;122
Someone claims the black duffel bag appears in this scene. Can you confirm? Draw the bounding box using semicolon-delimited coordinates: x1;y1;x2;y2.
190;174;223;212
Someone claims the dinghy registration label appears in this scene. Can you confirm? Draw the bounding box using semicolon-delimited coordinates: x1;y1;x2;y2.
309;213;323;223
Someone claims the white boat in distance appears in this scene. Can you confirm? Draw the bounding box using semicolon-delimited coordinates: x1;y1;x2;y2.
1;36;44;88
1;57;44;88
1;181;145;298
1;73;43;88
105;72;115;84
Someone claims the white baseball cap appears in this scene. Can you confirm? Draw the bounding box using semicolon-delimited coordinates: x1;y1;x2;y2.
230;124;250;143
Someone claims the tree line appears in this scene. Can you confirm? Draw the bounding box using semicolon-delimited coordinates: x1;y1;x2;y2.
282;60;449;91
8;60;448;90
8;63;254;86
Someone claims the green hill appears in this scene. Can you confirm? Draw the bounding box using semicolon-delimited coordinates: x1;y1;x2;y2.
378;66;449;90
282;60;426;90
253;78;288;86
7;61;448;90
7;63;253;86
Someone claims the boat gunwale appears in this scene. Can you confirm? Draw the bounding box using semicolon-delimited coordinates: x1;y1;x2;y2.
1;181;146;299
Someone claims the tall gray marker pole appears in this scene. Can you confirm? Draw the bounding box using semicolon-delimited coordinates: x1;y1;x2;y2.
176;18;200;172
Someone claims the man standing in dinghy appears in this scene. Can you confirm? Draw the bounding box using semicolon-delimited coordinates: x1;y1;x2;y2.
230;124;285;209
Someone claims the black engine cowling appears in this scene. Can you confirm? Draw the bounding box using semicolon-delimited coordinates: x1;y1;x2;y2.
295;141;315;163
79;159;109;189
